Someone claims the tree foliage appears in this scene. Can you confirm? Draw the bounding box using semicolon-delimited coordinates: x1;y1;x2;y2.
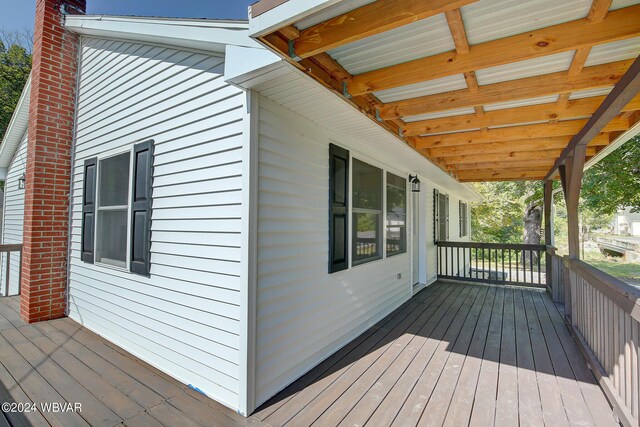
471;181;543;243
471;137;637;244
581;135;640;214
0;37;32;140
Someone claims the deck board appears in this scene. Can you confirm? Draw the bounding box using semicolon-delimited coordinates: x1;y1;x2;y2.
0;282;618;426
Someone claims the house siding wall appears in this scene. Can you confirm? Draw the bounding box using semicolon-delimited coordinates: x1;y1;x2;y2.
68;37;246;411
255;96;421;406
0;134;27;296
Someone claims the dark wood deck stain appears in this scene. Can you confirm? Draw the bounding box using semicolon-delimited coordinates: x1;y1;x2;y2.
0;282;618;426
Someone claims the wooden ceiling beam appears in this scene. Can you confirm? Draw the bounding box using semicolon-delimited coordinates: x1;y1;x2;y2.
445;8;470;54
427;134;610;157
403;94;640;136
415;117;629;148
438;147;597;165
447;159;557;171
292;0;477;59
348;4;640;96
456;169;551;181
380;59;632;119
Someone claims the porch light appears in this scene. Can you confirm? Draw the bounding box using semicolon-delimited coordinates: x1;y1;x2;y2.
409;175;421;192
18;173;26;190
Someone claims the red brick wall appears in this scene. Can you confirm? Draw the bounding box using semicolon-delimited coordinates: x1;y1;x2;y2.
21;0;86;323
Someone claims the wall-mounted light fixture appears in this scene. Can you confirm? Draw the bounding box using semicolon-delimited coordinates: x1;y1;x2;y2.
18;173;26;190
408;174;421;193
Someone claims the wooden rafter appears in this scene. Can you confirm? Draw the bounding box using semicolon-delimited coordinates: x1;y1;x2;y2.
415;117;629;149
436;147;597;166
292;0;477;59
546;55;640;179
427;134;609;158
403;94;640;136
456;169;555;182
347;5;640;96
380;59;633;119
447;159;557;171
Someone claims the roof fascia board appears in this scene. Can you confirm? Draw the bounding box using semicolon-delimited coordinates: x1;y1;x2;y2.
65;15;261;54
249;0;344;37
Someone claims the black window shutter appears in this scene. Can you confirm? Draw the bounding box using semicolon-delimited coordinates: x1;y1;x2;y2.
433;189;440;242
81;157;97;263
130;140;154;276
459;201;463;238
445;195;450;241
329;143;349;273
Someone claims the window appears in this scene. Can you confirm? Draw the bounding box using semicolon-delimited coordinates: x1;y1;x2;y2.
96;152;130;268
352;159;383;264
81;140;154;276
459;201;468;237
386;172;406;256
434;189;449;242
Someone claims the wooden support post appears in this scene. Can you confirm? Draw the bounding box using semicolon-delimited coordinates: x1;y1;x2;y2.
565;145;587;260
544;180;554;293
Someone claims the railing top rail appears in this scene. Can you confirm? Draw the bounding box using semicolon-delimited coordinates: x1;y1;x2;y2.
0;244;22;252
570;259;640;322
436;241;546;251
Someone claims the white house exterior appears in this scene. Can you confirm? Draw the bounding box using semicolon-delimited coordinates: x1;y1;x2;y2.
0;10;478;416
614;207;640;236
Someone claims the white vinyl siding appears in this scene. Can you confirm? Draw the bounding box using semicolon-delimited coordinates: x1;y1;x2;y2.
68;37;246;411
0;134;27;296
255;96;413;406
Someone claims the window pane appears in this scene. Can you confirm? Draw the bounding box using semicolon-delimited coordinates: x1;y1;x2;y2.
352;159;382;210
99;152;130;207
353;213;380;262
96;209;128;267
387;172;406;255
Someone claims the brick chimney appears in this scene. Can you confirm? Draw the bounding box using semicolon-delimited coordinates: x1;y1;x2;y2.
21;0;86;323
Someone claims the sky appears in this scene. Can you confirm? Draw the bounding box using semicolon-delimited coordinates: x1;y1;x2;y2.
0;0;255;34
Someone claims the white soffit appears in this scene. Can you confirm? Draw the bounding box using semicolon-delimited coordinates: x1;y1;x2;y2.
584;36;640;68
484;94;560;111
328;14;454;75
461;0;592;45
373;74;467;103
475;51;573;85
403;107;477;123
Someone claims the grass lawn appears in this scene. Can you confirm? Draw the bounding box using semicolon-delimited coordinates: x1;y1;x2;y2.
582;249;640;286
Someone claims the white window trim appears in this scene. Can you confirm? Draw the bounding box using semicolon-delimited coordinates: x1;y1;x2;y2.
93;148;135;273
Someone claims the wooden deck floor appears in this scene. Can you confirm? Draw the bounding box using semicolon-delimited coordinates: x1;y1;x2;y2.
0;282;618;426
253;281;619;427
0;296;259;427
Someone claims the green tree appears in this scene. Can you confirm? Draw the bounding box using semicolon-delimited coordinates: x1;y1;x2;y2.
0;40;32;139
581;135;640;214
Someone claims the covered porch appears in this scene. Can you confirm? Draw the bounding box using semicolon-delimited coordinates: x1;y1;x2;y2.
247;0;640;424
